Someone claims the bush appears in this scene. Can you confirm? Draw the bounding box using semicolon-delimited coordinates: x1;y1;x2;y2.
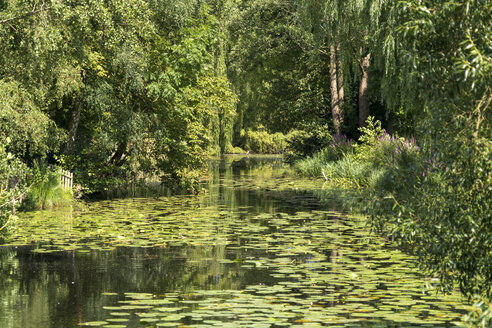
321;134;354;162
369;135;492;299
224;145;247;154
239;127;287;154
285;125;333;161
160;167;205;195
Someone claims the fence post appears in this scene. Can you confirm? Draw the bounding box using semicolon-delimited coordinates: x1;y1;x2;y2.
59;169;73;190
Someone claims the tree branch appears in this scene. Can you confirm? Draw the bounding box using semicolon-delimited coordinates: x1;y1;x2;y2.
0;6;52;25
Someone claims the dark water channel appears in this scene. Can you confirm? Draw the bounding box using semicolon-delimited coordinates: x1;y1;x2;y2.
0;156;467;327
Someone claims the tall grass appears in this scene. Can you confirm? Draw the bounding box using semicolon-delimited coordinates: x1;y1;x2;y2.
23;170;72;210
294;118;420;191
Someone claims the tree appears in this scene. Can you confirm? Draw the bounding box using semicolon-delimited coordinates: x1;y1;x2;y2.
227;0;331;137
372;0;492;298
297;0;390;132
0;0;237;193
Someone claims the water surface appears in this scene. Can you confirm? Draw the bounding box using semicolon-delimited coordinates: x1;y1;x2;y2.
0;156;468;327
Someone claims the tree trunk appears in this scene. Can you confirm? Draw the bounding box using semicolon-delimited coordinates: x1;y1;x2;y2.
336;44;344;110
218;112;226;154
64;93;82;154
330;44;342;135
358;52;371;128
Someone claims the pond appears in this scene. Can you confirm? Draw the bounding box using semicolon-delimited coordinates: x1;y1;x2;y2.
0;156;469;327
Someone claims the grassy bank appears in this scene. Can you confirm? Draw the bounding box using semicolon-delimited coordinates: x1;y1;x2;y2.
22;169;73;210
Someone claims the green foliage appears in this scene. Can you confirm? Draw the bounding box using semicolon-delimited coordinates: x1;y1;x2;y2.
322;134;354;162
0;141;29;232
295;154;376;189
0;2;490;318
370;0;492;303
295;0;492;310
147;7;237;189
369;135;492;299
239;127;288;154
357;116;385;146
23;166;72;210
0;79;64;159
295;118;418;189
285;125;333;161
227;0;332;135
1;1;237;195
461;298;492;328
354;116;420;169
225;145;247;154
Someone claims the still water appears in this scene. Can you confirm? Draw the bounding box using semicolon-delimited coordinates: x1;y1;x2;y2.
0;156;468;327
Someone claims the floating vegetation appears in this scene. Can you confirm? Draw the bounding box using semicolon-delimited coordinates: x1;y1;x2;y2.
0;157;469;327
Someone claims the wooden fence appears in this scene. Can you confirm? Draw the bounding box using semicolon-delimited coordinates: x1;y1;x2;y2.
60;170;73;190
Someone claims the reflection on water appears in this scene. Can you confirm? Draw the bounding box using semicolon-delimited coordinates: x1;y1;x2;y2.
0;156;467;327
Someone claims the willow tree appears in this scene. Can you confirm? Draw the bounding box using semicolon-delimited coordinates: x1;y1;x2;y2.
0;0;238;194
226;0;332;137
297;0;387;132
371;0;492;300
297;0;343;134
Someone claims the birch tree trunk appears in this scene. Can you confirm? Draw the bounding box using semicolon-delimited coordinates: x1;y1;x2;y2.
64;93;82;154
358;52;371;128
330;44;342;135
336;44;344;110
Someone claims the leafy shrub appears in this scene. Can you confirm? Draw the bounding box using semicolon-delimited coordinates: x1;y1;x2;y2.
59;153;130;195
322;134;354;162
285;125;333;160
239;127;287;154
224;145;247;154
354;117;420;169
162;167;203;194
